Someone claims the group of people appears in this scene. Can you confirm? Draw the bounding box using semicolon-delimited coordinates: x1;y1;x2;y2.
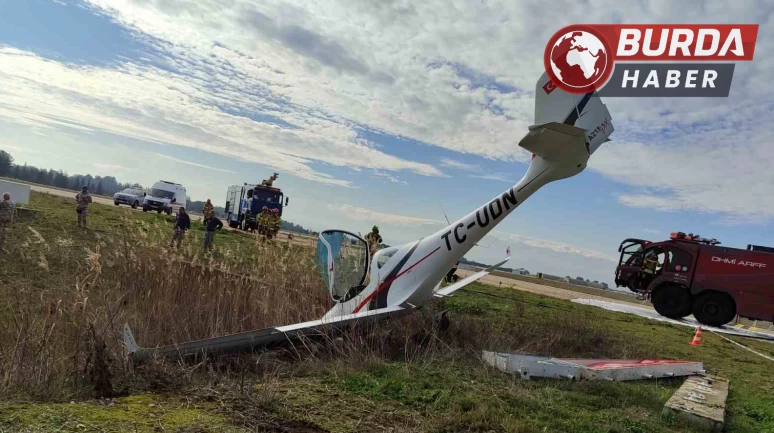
168;200;284;252
257;206;281;240
2;185;379;259
169;206;223;252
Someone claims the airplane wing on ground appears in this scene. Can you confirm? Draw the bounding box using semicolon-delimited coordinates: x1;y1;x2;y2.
434;257;511;298
124;305;412;363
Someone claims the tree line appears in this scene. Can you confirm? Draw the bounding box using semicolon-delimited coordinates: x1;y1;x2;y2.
0;149;314;235
0;150;141;196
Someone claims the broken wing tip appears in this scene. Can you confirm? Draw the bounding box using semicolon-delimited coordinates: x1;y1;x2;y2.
123;323;140;354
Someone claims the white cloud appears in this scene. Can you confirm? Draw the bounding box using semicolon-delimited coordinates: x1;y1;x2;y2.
81;0;539;160
92;163;130;171
616;194;683;212
714;214;769;227
324;202;614;261
372;171;408;185
331;204;444;226
491;230;617;262
0;46;444;188
472;173;516;183
441;159;517;183
592;125;774;221
153;153;235;174
440;158;479;171
0;144;33;154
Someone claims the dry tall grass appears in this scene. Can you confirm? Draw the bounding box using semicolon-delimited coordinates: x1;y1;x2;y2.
0;216;329;400
0;206;630;403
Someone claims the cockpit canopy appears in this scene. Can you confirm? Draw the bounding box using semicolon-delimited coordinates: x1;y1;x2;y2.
315;230;370;302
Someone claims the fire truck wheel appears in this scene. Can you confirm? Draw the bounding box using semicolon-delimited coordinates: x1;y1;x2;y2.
652;284;692;319
692;292;736;327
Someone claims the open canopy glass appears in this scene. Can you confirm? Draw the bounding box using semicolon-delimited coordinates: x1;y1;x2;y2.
316;230;370;302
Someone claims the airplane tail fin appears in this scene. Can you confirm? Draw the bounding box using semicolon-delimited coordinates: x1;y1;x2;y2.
519;73;615;179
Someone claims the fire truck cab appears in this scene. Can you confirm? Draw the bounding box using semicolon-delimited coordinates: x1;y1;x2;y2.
615;232;774;327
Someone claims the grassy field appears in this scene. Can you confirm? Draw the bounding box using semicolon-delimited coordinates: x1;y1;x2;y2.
2;192;774;432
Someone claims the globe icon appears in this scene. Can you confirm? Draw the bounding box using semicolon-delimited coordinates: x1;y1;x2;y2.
549;30;609;89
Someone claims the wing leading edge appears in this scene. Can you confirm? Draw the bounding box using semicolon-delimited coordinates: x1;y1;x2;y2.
125;305;411;362
434;257;511;297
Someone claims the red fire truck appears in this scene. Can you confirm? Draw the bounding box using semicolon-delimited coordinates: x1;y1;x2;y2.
615;232;774;327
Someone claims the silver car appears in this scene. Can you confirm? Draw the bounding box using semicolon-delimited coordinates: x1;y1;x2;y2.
113;188;145;209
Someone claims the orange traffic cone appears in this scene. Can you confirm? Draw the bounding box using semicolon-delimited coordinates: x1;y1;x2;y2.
690;326;703;346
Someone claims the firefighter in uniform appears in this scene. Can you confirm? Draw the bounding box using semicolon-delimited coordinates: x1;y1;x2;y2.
640;250;660;291
267;208;281;240
642;251;659;275
258;206;270;238
365;226;382;257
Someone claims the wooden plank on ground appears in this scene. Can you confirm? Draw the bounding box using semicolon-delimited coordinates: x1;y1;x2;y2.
663;375;728;432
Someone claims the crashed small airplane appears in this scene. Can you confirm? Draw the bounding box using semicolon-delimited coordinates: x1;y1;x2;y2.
124;72;615;362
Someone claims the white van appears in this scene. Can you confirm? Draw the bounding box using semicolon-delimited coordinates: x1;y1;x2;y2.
142;181;187;215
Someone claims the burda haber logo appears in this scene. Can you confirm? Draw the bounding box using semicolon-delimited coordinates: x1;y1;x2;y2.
543;24;759;97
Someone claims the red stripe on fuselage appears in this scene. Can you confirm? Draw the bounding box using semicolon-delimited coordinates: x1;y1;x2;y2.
352;246;441;313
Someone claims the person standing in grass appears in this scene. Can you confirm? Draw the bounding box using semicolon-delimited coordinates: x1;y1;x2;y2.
202;213;223;252
170;207;191;249
75;186;93;229
258;206;270;239
267;208;281;240
0;193;16;252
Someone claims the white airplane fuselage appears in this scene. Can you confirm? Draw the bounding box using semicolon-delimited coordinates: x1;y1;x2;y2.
323;73;615;320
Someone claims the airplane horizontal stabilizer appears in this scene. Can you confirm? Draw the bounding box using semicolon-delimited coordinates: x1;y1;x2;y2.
518;122;588;162
434;256;511;297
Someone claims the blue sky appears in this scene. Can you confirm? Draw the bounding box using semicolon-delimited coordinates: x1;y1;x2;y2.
1;0;773;287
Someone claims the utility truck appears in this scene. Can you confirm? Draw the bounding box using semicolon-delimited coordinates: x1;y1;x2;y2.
225;173;289;230
615;232;774;327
